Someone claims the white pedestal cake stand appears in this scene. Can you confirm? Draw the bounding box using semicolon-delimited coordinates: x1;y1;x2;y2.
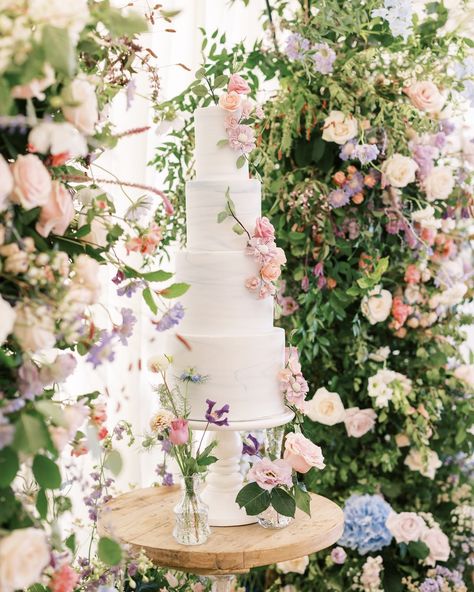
190;409;294;527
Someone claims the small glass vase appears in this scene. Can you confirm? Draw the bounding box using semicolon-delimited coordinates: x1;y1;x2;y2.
264;425;286;459
258;505;293;529
173;473;210;545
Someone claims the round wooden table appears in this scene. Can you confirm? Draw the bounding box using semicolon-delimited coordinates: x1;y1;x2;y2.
98;486;344;589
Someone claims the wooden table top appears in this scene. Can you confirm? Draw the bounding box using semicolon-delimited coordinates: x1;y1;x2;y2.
98;486;344;576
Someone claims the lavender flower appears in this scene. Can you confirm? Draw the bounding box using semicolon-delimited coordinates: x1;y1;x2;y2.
353;143;379;165
328;188;351;208
372;0;413;42
163;472;174;486
339;141;356;161
154;302;185;332
17;360;44;399
116;280;145;298
242;434;260;456
114;307;136;345
205;399;230;427
345;171;364;196
312;43;336;74
419;579;440;592
285;32;310;61
86;332;116;368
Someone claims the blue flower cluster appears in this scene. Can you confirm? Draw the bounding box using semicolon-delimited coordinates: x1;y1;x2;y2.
338;494;393;555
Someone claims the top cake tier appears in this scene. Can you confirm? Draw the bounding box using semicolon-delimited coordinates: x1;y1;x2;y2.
194;105;249;181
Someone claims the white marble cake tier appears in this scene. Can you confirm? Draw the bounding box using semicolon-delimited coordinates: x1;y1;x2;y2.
167;328;287;422
186;179;260;251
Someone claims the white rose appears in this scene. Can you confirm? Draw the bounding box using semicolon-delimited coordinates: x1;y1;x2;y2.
276;555;309;575
13;303;56;352
322;111;358;145
404;448;442;479
28;122;88;161
0;295;16;345
411;205;442;230
304;387;345;425
28;0;90;41
437;282;467;307
62;77;98;135
0;154;13;211
0;528;50;592
382;153;418;188
361;285;393;325
423;166;455;201
421;527;451;565
386;511;427;544
454;364;474;388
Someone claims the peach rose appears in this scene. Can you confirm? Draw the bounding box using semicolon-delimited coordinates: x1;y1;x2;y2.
404;81;445;114
261;260;282;282
36;182;75;238
218;91;242;112
423;166;455;201
228;74;251;95
0;155;14;211
10;154;52;210
404;264;421;284
62;77;98;135
344;407;377;437
391;296;412;328
11;63;55;100
421;527;450;565
284;432;325;473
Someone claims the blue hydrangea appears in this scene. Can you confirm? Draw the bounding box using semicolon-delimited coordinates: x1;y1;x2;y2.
338;494;393;554
372;0;413;42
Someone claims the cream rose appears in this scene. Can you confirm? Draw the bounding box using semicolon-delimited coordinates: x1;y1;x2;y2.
382;153;418;188
13;303;56;352
304;387;345;425
0;155;13;211
386;512;427;544
454;364;474;388
404;81;445;114
411;205;442;230
423;166;455;201
344;407;377;437
0;295;16;345
0;528;50;592
276;555;309;575
62;77;98;135
322;111;358;145
218;91;243;112
71;254;102;304
360;285;393;325
404;448;442;479
421;527;450;565
36;181;75;238
28;122;88;161
10;154;52;210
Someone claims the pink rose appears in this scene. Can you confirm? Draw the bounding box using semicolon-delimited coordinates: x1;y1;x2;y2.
344;407;377;438
36;182;75;238
273;246;287;265
247;457;293;491
0;155;14;212
391;296;412;328
404;264;421;284
49;564;79;592
254;217;275;241
224;112;240;129
218;91;243;112
62;77;98;135
261;260;282;282
245;276;260;291
386;512;427;544
283;432;325;474
10;154;52;210
169;418;189;445
404;81;445;114
228;74;251;95
11;63;55;100
421;527;450;565
331;547;347;564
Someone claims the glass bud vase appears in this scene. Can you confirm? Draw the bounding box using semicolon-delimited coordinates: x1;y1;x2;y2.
264;425;285;459
257;505;293;529
173;473;210;545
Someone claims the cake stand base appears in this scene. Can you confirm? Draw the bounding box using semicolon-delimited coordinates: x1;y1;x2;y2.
190;410;294;527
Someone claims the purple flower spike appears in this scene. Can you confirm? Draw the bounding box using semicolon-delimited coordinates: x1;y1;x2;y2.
242;434;260;456
205;399;230;426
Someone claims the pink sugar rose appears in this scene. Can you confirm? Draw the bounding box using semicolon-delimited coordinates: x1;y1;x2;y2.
285;378;308;411
36;181;75;238
261;260;282;282
219;91;243;112
228;124;256;153
49;564;79;592
10;154;52;210
344;407;377;438
421;527;450;565
286;348;302;375
169;418;189;445
224;112;240;129
228;74;251;95
386;512;427;544
258;282;276;299
404;264;421;284
248;457;293;490
273;246;287;265
254;217;275;241
11;63;55;100
404;81;445;114
284;432;325;474
245;276;260;291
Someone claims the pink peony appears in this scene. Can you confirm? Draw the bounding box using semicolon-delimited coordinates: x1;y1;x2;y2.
36;181;75;238
344;407;377;438
404;81;445;114
228;124;256;153
261;260;282;282
386;512;427;544
227;74;251;95
49;564;79;592
0;155;14;212
404;264;421;284
10;154;52;210
283;432;325;474
218;91;242;112
247;457;293;491
254;217;275;241
421;527;450;565
11;64;55;100
169;418;189;445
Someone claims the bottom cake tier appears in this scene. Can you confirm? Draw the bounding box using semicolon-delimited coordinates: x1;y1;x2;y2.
166;328;287;423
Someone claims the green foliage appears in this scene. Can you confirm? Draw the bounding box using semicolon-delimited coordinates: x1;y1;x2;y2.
32;455;62;489
98;536;123;566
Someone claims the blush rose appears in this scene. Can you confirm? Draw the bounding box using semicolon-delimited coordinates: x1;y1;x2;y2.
283;432;325;473
10;154;52;210
227;74;251;95
36;182;75;238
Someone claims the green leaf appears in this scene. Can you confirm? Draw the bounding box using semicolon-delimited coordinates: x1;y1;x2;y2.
407;540;430;560
294;484;311;516
192;84;208;97
43;26;75;76
104;449;123;476
98;536;122;566
235;482;271;515
236;155;246;169
232;223;245;235
32;455;62;490
217;139;229;147
195;67;206;79
65;533;76;554
196;455;218;466
0;447;19;487
214;74;228;88
75;224;92;238
0;79;13;115
142;287;158;314
100;8;148;36
271;487;296;518
217;211;228;223
13;414;49;455
0;487;16;522
36;488;48;519
160;282;190;299
36;401;67;427
141;270;173;282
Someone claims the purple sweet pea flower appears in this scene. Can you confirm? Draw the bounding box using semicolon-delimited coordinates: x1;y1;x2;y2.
339;141;356;161
162;472;174;486
112;270;125;285
86;332;116;368
17;360;44;399
40;353;77;385
116;280;145;298
205;399;230;427
242;434;260;456
114;307;136;345
161;439;172;454
154;302;185;332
